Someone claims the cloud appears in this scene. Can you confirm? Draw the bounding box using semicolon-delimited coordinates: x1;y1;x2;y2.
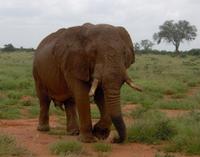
0;0;199;50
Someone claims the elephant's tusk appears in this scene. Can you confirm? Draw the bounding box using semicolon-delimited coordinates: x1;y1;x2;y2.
89;78;99;96
125;79;143;92
125;71;143;92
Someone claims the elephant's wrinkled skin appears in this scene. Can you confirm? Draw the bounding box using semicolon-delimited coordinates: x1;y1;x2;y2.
33;23;141;143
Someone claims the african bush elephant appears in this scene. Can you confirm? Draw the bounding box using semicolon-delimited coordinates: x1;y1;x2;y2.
33;23;141;143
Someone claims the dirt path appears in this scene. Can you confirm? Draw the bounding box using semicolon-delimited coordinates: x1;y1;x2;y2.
1;114;198;157
0;117;58;157
0;116;158;157
1;85;200;157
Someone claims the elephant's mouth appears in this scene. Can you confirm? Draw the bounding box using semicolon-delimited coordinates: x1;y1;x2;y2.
89;72;142;97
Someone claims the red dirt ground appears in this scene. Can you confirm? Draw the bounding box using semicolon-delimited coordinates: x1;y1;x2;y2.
0;105;198;157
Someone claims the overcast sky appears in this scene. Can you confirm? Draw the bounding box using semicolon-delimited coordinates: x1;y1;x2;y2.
0;0;199;51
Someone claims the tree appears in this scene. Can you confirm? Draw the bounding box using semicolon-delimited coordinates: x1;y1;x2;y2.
140;39;154;50
2;43;16;52
153;20;197;53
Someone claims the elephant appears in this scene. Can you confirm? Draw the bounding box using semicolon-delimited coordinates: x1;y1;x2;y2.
33;23;142;143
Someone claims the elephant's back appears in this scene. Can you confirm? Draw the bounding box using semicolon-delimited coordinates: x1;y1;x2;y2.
36;28;67;50
33;29;72;102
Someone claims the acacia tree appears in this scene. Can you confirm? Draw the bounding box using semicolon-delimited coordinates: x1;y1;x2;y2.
140;39;154;50
2;44;16;52
134;42;140;51
153;20;197;53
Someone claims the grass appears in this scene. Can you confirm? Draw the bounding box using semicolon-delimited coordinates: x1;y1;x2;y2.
0;134;30;156
48;127;66;136
0;52;37;119
122;54;200;109
152;98;199;110
155;152;175;157
49;140;83;155
129;108;200;155
1;52;200;119
93;143;112;152
1;52;200;155
130;106;148;118
165;111;200;155
91;105;101;119
128;109;177;144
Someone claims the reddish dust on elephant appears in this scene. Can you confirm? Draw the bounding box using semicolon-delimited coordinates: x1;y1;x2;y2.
33;23;142;143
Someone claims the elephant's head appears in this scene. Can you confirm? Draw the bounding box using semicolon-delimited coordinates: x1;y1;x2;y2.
66;23;142;142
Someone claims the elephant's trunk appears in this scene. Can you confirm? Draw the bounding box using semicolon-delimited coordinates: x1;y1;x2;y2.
104;89;126;143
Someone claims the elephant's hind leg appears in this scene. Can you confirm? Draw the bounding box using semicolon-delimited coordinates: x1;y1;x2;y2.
36;87;51;131
37;94;51;131
64;99;79;136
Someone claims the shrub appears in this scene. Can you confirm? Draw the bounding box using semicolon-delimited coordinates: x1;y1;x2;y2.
128;110;176;144
0;134;29;156
188;49;200;55
131;107;148;119
93;143;112;152
166;111;200;155
155;152;175;157
49;141;82;155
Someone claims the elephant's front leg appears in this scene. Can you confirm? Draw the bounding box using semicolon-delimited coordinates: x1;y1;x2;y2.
64;99;79;136
73;80;96;143
93;88;112;139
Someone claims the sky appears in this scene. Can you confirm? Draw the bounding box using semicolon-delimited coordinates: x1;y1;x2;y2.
0;0;199;51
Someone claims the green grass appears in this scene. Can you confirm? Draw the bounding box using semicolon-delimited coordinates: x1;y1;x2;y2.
128;109;177;144
91;105;100;119
93;143;112;152
166;111;200;155
129;107;200;155
1;52;200;155
48;127;66;136
122;54;200;109
0;134;30;156
1;52;200;119
152;99;199;110
130;106;148;118
49;140;83;155
0;52;37;119
155;152;175;157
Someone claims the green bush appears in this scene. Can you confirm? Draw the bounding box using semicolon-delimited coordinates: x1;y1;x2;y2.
128;110;176;144
166;111;200;155
0;134;29;156
155;152;175;157
49;141;82;155
93;143;112;152
131;107;148;119
188;49;200;55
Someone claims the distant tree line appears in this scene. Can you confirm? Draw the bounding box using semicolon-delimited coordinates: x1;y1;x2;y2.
0;20;198;55
0;43;35;52
135;48;200;56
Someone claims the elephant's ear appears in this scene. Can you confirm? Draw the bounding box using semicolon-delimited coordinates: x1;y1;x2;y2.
52;26;91;82
117;27;135;68
66;51;90;81
65;24;95;82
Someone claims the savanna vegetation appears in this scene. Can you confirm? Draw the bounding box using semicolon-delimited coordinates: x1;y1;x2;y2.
0;51;200;156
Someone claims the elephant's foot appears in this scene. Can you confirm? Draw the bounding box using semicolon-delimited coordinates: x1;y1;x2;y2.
93;122;110;140
112;137;125;143
67;128;79;136
78;134;97;143
37;124;50;131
